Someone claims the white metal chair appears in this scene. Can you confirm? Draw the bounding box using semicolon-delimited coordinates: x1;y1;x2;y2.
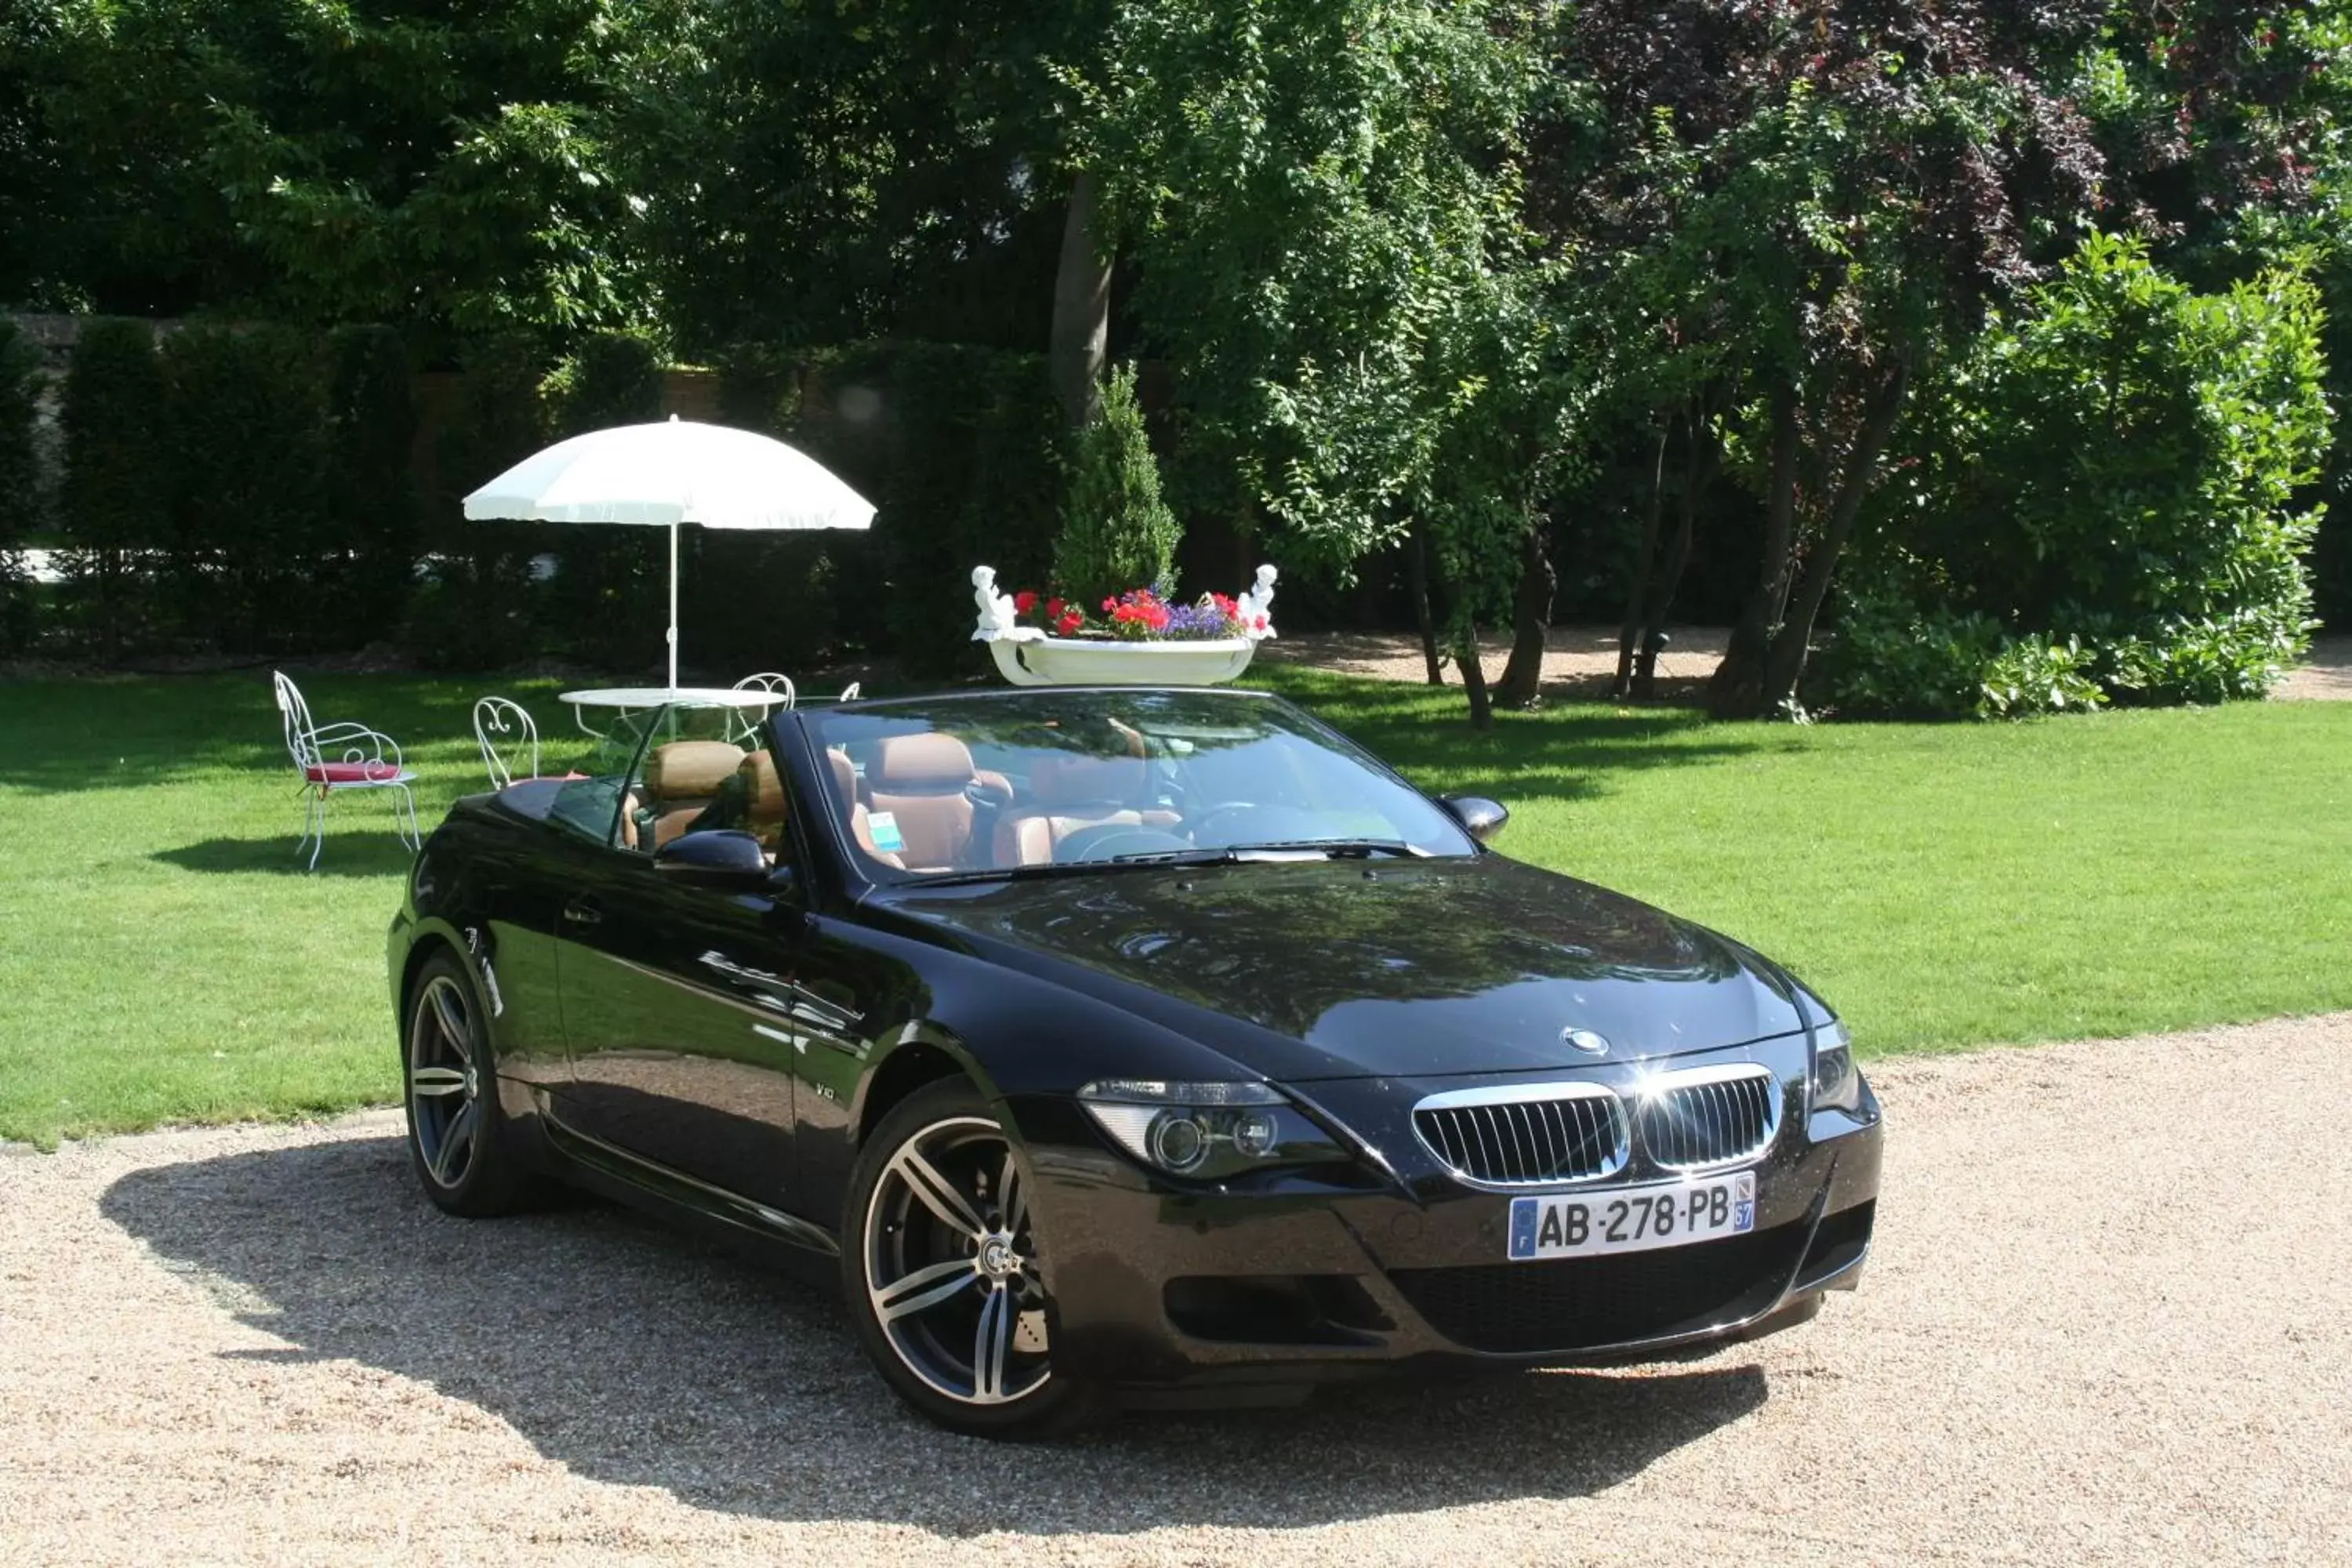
837;681;862;702
274;670;420;870
728;671;796;740
473;696;542;790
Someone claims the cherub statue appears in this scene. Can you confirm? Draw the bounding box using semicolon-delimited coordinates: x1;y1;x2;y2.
971;564;1020;641
1235;563;1278;640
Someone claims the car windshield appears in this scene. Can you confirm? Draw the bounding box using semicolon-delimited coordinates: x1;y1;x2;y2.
807;689;1476;879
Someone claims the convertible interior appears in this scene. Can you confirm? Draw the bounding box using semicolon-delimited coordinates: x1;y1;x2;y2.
517;692;1439;879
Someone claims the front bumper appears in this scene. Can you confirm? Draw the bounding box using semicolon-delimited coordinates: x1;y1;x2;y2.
1006;1041;1882;1399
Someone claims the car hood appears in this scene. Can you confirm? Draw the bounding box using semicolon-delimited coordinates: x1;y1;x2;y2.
880;854;1806;1080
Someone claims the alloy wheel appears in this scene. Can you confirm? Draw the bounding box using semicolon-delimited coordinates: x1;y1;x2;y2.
862;1115;1051;1407
408;973;483;1190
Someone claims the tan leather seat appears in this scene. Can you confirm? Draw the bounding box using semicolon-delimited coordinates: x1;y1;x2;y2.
829;746;905;869
866;733;979;871
643;740;747;850
993;752;1152;866
741;750;786;860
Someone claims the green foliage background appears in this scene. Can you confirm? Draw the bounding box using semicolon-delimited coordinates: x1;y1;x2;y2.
1822;237;2332;717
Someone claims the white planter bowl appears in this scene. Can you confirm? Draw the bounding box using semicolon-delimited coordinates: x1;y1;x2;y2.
986;635;1260;687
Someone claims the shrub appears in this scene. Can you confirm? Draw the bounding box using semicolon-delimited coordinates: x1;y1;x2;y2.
1813;587;2105;720
1054;363;1181;610
158;324;329;651
325;325;418;641
0;322;39;652
1837;234;2329;712
58;318;167;654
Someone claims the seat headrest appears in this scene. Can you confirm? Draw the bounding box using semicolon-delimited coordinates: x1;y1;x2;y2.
1030;752;1145;808
739;750;784;822
648;740;747;800
871;733;976;792
827;746;858;800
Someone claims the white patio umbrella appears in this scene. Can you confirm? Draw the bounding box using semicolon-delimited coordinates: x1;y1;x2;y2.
463;416;875;690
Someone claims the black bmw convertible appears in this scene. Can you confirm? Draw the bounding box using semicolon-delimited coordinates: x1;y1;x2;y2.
387;684;1881;1436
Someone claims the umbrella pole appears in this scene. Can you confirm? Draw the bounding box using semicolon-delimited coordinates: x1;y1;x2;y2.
667;520;680;693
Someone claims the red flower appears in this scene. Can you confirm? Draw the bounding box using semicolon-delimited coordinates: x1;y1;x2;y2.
1045;597;1063;620
1054;612;1083;636
1014;590;1037;615
1102;597;1117;613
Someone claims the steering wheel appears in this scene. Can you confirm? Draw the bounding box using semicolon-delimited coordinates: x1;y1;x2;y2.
1189;803;1261;840
1053;825;1195;863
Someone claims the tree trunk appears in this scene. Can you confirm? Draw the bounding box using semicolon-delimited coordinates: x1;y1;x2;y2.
1494;521;1555;709
1409;524;1443;684
1425;546;1490;726
1457;625;1494;730
1634;416;1716;699
1613;423;1671;699
1709;381;1801;716
1049;169;1111;429
1755;360;1909;713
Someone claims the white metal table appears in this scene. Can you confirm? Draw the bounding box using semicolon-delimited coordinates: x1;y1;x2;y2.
558;685;788;739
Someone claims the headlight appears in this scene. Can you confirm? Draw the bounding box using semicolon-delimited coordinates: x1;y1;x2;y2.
1077;1080;1347;1181
1810;1018;1862;1113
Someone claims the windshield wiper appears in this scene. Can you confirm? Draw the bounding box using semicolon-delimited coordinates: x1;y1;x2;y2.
905;837;1426;887
908;858;1190;887
1111;837;1426;865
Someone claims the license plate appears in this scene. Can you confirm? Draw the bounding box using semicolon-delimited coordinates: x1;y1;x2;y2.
1507;1171;1756;1261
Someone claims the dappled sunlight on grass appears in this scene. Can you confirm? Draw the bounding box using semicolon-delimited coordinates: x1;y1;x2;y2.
2;668;2347;1143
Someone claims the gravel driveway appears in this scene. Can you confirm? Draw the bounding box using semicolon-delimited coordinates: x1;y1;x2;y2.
1262;627;2352;702
5;1015;2349;1566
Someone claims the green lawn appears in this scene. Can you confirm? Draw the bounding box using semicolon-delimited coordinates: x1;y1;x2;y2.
2;669;2347;1146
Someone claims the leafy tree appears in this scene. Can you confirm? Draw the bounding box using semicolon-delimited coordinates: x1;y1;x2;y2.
1054;364;1180;607
19;0;666;343
1089;0;1568;724
1544;2;2352;714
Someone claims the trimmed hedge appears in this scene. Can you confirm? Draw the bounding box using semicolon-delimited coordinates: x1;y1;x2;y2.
57;318;167;652
776;341;1062;678
34;319;1065;676
0;321;38;652
400;335;554;670
326;325;418;642
159;323;329;651
545;332;665;672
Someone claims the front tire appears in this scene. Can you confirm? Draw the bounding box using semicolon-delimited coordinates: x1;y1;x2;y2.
402;950;533;1218
842;1078;1087;1437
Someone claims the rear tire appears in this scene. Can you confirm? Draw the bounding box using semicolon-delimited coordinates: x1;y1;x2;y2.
402;950;535;1218
842;1077;1091;1437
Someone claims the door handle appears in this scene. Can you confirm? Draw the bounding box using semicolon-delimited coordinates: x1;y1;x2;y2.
562;898;602;927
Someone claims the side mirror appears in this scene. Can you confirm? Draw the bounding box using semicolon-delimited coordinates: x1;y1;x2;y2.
654;829;771;889
1439;793;1510;845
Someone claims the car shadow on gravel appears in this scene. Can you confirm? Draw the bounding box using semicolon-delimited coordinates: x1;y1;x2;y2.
100;1131;1769;1536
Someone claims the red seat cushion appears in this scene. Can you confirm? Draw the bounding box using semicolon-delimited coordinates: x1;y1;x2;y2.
305;761;404;784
